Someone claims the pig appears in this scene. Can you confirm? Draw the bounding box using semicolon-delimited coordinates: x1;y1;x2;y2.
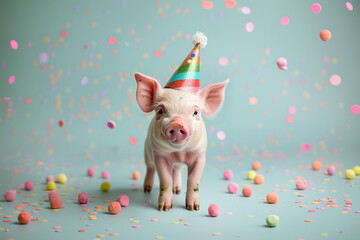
135;72;229;211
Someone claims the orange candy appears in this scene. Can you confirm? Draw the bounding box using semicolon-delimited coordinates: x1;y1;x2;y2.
132;171;140;180
108;202;121;215
252;161;261;170
312;160;322;170
18;212;31;224
50;197;62;209
254;174;264;184
320;29;331;42
266;192;278;204
242;186;252;197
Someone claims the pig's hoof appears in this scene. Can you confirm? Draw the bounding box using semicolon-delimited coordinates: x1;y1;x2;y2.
173;186;181;195
186;204;200;211
158;195;173;211
144;185;152;193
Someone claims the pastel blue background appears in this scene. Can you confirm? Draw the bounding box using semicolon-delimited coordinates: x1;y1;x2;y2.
0;1;359;240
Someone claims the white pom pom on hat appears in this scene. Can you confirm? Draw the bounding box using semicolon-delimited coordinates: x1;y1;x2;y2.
192;31;207;48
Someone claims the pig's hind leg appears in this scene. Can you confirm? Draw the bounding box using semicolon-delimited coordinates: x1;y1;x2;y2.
143;149;155;193
172;164;182;194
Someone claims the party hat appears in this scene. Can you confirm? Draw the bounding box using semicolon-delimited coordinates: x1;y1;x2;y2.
164;32;207;93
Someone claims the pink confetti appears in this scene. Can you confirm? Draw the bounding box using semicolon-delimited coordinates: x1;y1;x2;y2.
288;106;296;115
224;0;236;8
154;50;162;58
132;225;141;228
218;57;229;66
311;3;322;14
350;105;360;115
202;1;213;10
3;97;11;101
302;143;311;152
107;120;116;129
280;16;290;26
249;96;258;105
216;131;226;140
108;37;116;45
286;115;294;123
329;74;341;86
10;40;18;50
241;7;251;15
8;76;15;85
245;22;254;32
346;2;353;11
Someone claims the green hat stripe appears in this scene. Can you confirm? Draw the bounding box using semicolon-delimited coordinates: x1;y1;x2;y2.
173;64;200;75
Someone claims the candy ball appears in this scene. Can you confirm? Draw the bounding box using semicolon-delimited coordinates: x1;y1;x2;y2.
353;166;360;175
296;179;306;190
102;171;110;179
276;57;287;70
101;182;111;192
247;170;256;180
208;204;220;217
252;161;261;170
18;212;31;224
47;181;56;190
327;166;336;175
312;160;322;170
266;214;279;227
242;186;252;197
117;194;129;207
48;190;59;201
223;169;233;180
320;29;331;42
107;120;116;129
50;197;62;209
108;201;121;215
87;168;95;177
24;180;33;191
46;175;55;183
227;182;239;194
78;192;88;204
132;170;140;180
254;174;264;184
57;173;67;184
4;190;16;202
266;192;278;204
345;169;355;180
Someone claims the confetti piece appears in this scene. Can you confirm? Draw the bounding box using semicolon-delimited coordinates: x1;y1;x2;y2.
212;233;221;236
346;2;353;11
245;22;254;32
8;76;15;84
224;0;236;8
280;16;290;25
311;3;322;14
10;40;18;50
202;1;213;10
320;30;331;41
330;75;341;86
350;105;360;115
132;225;141;228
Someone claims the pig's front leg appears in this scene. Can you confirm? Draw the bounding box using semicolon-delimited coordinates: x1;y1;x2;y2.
154;157;173;211
186;155;205;211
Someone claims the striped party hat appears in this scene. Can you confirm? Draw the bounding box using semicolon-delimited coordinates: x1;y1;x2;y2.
164;32;207;93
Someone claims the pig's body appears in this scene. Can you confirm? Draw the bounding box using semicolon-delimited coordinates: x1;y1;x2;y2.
135;73;228;211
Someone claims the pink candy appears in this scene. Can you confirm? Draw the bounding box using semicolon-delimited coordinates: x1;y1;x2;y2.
24;181;33;191
223;169;233;180
87;168;95;177
327;166;336;175
4;190;16;202
46;175;55;183
227;182;239;194
78;192;88;204
208;203;220;217
277;57;288;70
116;194;129;207
102;170;110;179
48;190;59;201
296;179;307;190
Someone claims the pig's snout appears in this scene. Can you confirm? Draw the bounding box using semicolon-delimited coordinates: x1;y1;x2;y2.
165;121;188;143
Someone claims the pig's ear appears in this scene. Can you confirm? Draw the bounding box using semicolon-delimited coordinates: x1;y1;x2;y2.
135;72;162;113
200;79;229;115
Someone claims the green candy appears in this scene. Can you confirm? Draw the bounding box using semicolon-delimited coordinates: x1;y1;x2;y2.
266;215;279;227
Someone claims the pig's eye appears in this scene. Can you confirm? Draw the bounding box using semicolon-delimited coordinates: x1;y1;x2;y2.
193;110;199;116
157;109;163;114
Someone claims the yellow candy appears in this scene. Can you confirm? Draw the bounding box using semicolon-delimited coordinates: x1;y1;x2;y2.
101;182;111;192
345;169;355;180
353;166;360;175
47;181;56;190
247;170;256;180
57;173;67;184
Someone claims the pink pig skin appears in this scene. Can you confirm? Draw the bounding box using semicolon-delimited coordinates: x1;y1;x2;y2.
135;73;229;211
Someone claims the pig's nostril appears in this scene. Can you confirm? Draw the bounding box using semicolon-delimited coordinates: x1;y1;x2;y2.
180;130;184;134
170;130;174;134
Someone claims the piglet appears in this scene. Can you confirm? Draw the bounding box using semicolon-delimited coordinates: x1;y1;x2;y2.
135;73;229;211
